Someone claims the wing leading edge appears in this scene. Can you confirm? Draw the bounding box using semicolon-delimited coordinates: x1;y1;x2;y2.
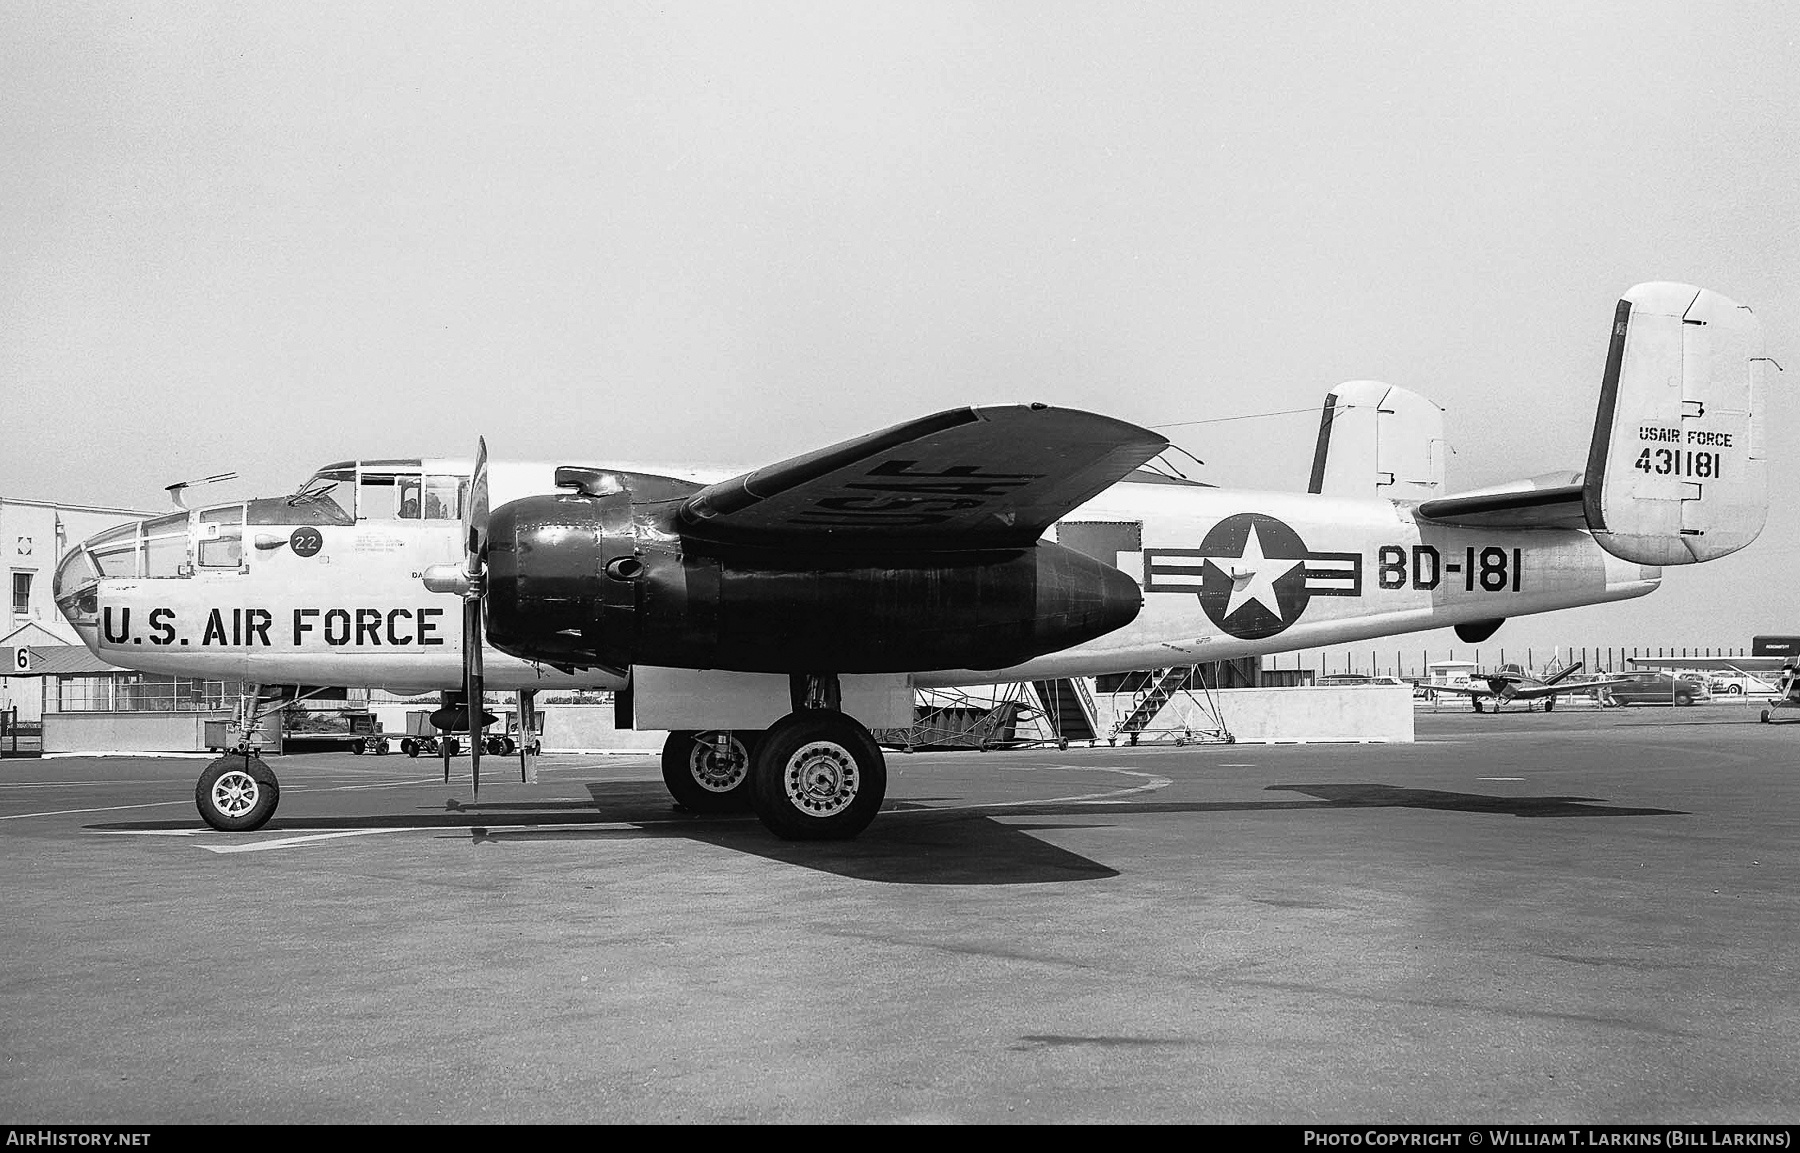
677;405;1168;550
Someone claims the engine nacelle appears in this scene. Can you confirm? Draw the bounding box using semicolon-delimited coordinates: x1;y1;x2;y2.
483;482;1143;674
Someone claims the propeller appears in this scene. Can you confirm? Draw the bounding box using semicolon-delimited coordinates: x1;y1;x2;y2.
464;439;491;796
418;440;496;796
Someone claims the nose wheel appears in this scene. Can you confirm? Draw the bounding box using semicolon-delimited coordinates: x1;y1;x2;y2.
195;752;280;832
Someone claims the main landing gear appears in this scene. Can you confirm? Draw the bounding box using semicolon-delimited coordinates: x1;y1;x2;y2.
659;675;889;841
662;729;759;813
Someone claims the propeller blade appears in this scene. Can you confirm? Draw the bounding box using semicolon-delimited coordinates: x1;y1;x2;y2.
466;595;483;796
465;437;490;573
517;689;538;785
463;438;490;798
439;690;452;783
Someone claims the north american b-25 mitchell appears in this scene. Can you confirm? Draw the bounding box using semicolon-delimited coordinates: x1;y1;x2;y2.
53;283;1773;840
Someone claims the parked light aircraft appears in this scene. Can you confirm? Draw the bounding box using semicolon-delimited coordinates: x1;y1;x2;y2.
55;283;1773;840
1423;661;1631;712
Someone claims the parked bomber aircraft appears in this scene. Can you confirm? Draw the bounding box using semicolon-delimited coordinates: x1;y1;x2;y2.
55;283;1773;840
1424;661;1631;712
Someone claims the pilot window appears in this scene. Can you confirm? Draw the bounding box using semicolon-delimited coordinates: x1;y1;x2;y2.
197;505;245;569
423;476;464;520
357;472;418;520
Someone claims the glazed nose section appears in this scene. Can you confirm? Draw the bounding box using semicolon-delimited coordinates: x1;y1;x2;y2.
53;525;115;626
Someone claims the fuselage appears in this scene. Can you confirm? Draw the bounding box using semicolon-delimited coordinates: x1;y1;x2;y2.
56;463;1660;693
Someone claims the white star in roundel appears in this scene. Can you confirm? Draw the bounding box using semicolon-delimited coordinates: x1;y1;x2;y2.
1204;521;1302;622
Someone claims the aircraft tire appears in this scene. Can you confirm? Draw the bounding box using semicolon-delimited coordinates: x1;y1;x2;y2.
402;739;419;757
1761;709;1771;724
350;740;365;755
749;711;886;841
195;754;280;832
1544;698;1555;713
662;730;758;813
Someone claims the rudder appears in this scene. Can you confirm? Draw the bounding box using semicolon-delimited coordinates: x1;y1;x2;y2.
1583;282;1769;565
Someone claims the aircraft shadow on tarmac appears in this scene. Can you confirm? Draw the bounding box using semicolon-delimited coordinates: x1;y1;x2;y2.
83;779;1685;885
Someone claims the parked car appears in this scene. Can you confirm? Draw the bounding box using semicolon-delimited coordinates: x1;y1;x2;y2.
1602;672;1706;707
1708;672;1778;696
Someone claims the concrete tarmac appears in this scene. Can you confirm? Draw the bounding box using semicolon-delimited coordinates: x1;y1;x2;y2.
2;703;1797;1124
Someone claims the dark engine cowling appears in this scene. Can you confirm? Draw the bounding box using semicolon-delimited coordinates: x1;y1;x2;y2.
484;485;1142;674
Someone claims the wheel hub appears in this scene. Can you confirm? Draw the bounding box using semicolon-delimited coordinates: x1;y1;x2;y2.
689;737;749;792
782;741;859;817
211;770;260;818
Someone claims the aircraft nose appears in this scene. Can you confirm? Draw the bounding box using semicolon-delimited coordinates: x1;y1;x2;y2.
53;523;118;626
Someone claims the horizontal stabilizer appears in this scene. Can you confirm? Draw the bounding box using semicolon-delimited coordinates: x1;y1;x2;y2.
1583;283;1769;564
1414;474;1587;530
678;405;1167;549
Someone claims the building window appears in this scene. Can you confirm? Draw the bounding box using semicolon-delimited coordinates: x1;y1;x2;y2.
11;572;29;616
52;675;236;713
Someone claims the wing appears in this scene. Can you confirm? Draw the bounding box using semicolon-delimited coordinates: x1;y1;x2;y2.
1422;683;1492;697
677;405;1167;550
1508;678;1634;699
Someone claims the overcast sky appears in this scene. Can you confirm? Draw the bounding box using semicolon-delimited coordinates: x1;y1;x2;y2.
3;2;1796;665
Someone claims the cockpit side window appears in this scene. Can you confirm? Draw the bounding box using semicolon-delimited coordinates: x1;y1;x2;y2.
197;505;246;569
356;467;424;521
423;475;464;520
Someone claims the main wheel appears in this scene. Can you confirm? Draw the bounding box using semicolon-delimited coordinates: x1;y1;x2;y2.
350;739;365;755
663;730;758;813
1543;698;1555;713
195;754;280;832
1472;699;1484;713
1677;694;1694;706
749;711;886;841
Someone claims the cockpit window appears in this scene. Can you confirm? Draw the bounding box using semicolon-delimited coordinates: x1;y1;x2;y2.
290;460;462;522
424;475;464;520
288;464;354;522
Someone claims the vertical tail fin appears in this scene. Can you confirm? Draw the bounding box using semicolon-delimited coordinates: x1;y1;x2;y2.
1583;283;1770;565
1306;381;1448;501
